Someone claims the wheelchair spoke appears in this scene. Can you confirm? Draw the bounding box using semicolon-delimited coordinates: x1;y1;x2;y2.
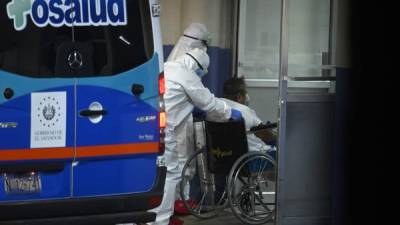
227;153;277;224
237;176;249;186
180;149;228;219
217;190;227;205
193;202;201;213
253;192;272;212
251;192;256;216
196;191;208;213
257;159;268;176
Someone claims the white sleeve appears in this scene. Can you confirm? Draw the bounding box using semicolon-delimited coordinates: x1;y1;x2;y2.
248;108;263;127
183;76;232;121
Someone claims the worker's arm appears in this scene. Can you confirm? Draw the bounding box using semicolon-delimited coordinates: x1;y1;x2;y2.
183;75;232;121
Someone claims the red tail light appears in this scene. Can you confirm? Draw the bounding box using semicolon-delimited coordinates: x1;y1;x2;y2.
159;73;165;95
159;72;166;155
148;196;163;209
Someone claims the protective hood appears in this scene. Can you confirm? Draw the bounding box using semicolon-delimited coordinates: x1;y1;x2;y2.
183;23;211;42
167;23;210;62
175;48;210;75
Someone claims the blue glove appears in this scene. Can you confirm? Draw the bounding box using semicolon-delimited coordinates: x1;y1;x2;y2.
192;107;206;119
230;109;243;121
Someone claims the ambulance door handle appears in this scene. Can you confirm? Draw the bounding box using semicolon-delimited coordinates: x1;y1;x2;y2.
80;109;107;117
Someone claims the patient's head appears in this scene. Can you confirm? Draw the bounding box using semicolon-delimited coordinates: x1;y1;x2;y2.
223;77;247;105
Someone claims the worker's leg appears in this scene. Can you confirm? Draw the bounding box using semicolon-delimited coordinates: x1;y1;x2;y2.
149;128;181;225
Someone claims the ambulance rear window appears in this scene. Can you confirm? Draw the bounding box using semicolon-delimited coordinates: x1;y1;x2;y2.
0;0;153;77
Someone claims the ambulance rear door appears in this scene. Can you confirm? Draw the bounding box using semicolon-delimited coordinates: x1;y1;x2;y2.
71;0;161;197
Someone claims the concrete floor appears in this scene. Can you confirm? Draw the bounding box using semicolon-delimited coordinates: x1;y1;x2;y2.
177;209;275;225
118;210;275;225
176;178;276;225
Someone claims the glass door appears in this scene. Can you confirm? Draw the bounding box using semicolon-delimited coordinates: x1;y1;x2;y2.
286;0;335;91
237;0;336;224
276;0;336;225
237;0;281;124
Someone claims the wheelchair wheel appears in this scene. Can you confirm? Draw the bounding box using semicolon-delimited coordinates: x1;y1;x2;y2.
227;152;277;225
180;149;228;219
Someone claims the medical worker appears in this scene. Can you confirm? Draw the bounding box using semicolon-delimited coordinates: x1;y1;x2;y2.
167;23;211;62
149;48;242;225
165;23;212;219
166;23;211;178
166;22;211;178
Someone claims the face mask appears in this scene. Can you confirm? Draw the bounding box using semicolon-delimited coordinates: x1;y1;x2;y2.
195;68;207;77
186;52;208;77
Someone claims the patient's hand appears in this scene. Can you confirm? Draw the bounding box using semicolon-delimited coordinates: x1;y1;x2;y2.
254;129;276;144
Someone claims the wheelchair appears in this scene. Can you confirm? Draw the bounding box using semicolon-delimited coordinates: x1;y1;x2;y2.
179;119;277;225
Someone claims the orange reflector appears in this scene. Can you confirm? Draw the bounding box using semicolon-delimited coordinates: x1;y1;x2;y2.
159;73;165;95
159;112;166;128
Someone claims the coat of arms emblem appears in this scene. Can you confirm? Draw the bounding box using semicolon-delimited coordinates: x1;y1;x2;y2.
37;97;61;127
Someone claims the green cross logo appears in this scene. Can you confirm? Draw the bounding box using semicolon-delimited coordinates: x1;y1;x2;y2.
6;0;32;31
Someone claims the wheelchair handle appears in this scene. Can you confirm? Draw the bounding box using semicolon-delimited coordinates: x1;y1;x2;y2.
249;122;277;132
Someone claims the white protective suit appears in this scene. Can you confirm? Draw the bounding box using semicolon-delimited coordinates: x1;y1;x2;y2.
167;23;211;62
165;23;211;202
149;49;232;225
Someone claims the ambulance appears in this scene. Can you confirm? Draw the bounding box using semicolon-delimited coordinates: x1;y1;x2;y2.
0;0;166;224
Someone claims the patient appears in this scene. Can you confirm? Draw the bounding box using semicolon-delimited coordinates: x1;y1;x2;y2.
222;77;277;183
219;76;275;152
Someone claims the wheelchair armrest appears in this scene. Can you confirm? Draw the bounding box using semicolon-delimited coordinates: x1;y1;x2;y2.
249;122;277;132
